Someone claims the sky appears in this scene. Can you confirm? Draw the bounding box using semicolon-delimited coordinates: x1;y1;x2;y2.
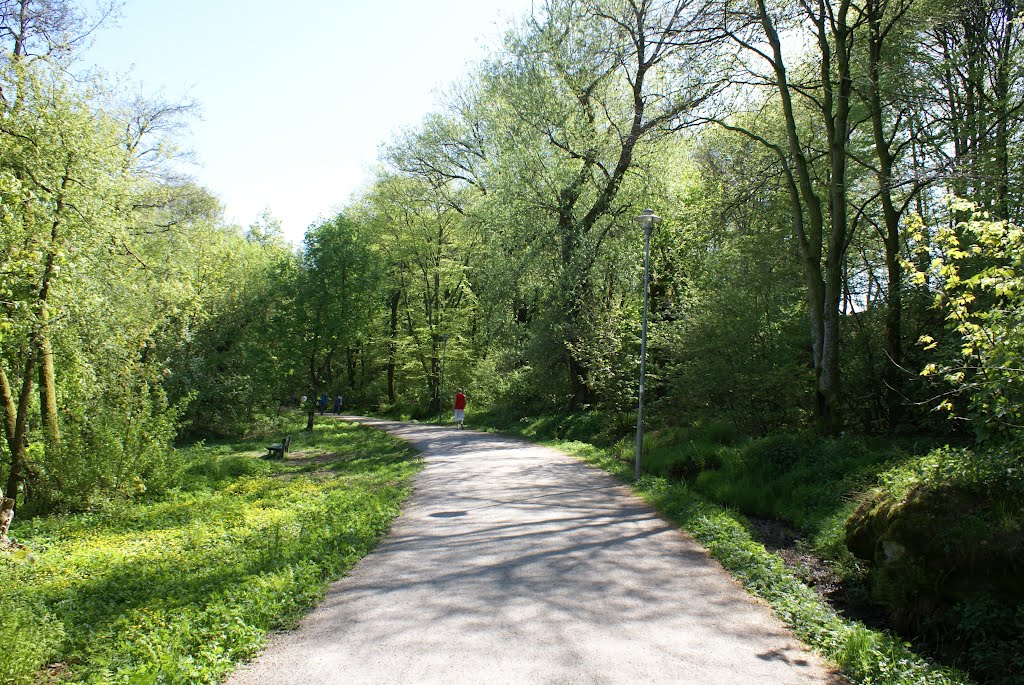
83;0;535;243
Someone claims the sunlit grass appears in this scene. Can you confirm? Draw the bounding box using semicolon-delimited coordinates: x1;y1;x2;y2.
2;420;421;684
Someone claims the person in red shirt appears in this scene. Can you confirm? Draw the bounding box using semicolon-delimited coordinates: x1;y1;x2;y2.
453;389;467;430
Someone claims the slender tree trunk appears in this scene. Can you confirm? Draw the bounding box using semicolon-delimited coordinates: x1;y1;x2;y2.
2;352;36;503
346;346;357;390
35;171;70;453
306;348;318;432
992;0;1015;221
755;0;854;433
821;252;843;433
0;497;14;539
37;319;59;448
865;0;914;426
0;365;16;450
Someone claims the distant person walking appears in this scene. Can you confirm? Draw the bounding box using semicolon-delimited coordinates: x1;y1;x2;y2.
333;394;343;414
453;389;467;430
319;394;328;415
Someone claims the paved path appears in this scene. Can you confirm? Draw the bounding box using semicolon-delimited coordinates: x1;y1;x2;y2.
228;418;841;684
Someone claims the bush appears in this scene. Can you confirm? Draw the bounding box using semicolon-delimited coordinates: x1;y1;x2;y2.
663;441;724;481
953;594;1024;685
738;433;817;480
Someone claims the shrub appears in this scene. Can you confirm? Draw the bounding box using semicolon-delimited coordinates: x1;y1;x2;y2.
663;441;723;481
738;433;817;480
953;594;1024;685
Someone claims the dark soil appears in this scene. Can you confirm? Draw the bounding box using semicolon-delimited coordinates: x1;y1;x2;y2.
744;515;891;631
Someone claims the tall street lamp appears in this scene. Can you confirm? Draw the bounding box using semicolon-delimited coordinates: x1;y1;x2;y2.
635;208;661;479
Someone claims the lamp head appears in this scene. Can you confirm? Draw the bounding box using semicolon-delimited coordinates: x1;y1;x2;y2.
635;208;662;229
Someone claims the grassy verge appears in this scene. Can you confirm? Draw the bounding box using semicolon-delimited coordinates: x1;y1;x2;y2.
2;420;421;684
471;411;970;685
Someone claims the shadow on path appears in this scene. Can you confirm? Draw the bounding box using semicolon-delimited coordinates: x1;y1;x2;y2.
229;417;844;685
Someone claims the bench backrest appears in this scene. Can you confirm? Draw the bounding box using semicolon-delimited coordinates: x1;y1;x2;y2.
283;435;292;452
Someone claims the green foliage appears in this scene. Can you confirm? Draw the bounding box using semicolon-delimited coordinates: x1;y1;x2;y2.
159;217;297;439
650;133;814;433
475;409;634;448
953;594;1024;685
912;200;1024;439
4;421;421;683
638;422;739;480
359;175;481;416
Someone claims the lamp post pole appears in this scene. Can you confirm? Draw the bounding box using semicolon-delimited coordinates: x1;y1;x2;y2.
438;333;448;424
635;209;661;479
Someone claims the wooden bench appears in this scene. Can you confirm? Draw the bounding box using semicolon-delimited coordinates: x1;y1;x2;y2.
266;435;291;459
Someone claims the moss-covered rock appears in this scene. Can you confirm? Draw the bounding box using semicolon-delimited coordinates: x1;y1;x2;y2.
844;446;1024;684
845;487;899;562
846;482;1023;605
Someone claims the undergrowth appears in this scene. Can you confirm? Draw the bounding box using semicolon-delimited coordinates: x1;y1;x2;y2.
1;420;421;684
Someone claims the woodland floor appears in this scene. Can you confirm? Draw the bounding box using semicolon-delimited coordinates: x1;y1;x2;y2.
746;517;893;634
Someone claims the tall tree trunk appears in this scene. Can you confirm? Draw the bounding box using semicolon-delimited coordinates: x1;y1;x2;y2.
306;348;318;432
346;346;357;390
35;170;70;453
753;0;856;433
37;318;59;449
2;352;36;503
992;0;1016;221
866;0;907;425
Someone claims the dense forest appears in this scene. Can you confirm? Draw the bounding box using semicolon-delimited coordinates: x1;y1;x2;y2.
2;0;1022;682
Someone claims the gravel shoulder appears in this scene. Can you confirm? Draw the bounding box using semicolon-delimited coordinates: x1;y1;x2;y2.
228;418;843;684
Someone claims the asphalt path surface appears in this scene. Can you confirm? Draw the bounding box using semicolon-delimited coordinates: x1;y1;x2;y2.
228;417;841;684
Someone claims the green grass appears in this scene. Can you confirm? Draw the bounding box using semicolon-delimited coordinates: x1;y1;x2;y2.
1;420;421;684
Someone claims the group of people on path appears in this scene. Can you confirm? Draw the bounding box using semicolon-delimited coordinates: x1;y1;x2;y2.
316;394;343;414
292;394;343;414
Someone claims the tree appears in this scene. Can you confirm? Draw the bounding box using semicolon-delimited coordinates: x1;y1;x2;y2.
651;131;813;431
0;0;117;69
361;174;480;415
916;0;1024;223
469;0;724;408
714;0;871;433
0;58;133;505
291;214;379;431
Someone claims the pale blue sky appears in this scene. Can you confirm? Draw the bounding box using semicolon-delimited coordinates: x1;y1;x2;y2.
84;0;533;242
